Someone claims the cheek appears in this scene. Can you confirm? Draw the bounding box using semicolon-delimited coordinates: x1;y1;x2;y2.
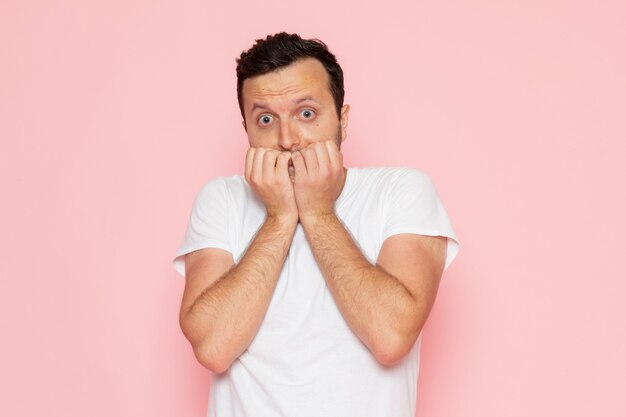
249;126;276;144
299;120;331;139
301;123;321;134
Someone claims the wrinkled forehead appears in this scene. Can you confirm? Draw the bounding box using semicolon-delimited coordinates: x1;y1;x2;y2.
241;58;332;112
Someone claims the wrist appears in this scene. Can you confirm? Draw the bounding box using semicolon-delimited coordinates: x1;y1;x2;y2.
266;212;299;227
298;211;336;226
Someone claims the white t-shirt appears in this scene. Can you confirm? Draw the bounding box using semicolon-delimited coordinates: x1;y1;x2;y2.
173;166;460;417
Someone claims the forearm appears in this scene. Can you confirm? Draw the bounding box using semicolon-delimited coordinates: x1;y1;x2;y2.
300;213;416;363
185;214;298;371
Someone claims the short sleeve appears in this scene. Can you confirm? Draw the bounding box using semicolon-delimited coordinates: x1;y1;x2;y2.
172;177;233;278
382;168;460;271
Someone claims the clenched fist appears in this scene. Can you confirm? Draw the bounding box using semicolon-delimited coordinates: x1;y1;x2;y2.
245;147;298;221
291;140;346;219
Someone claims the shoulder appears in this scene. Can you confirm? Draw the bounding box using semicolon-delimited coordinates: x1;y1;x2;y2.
195;173;260;211
196;173;248;197
391;167;434;187
351;166;433;188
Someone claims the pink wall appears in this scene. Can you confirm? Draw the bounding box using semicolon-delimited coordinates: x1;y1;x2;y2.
1;1;624;416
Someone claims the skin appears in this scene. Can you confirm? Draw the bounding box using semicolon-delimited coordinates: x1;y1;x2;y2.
180;56;447;372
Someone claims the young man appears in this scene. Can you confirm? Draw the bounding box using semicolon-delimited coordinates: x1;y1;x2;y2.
173;32;460;417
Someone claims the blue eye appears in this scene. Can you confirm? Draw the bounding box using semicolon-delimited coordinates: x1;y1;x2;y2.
258;114;273;125
300;109;315;119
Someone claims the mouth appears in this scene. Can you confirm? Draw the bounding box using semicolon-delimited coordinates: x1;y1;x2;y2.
288;159;294;167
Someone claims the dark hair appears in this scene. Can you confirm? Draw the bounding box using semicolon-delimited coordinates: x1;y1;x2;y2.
236;32;344;122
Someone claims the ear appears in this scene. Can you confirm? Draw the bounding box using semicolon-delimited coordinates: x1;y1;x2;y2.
339;104;350;142
241;120;247;131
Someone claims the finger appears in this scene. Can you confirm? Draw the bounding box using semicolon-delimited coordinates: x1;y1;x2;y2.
245;147;256;181
252;147;267;181
314;142;331;175
291;150;307;178
324;140;342;170
302;145;319;176
276;152;291;181
262;149;278;182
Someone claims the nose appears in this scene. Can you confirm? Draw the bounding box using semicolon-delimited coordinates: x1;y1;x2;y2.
278;119;300;151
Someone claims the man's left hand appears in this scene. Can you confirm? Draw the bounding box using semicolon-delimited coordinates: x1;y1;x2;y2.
291;140;346;219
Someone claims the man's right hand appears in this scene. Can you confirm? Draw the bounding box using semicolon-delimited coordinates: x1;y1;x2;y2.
184;148;300;373
245;147;298;220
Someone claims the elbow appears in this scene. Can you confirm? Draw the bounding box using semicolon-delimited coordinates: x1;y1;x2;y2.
180;313;231;374
193;343;232;374
374;344;409;367
373;328;421;366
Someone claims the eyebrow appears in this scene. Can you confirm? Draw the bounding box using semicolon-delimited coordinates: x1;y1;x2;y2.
294;96;318;104
249;96;320;114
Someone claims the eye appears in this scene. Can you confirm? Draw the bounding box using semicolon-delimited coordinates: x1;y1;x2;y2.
258;114;274;126
299;109;316;119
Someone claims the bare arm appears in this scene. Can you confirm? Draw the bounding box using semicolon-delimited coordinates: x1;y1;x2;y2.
290;141;447;366
180;147;299;373
300;213;446;366
180;214;297;373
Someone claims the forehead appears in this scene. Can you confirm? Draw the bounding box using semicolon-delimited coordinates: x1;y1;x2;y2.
242;58;332;111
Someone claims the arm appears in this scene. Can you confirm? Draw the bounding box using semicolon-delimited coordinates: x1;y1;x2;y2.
300;213;446;366
290;141;447;366
180;214;298;373
180;147;299;373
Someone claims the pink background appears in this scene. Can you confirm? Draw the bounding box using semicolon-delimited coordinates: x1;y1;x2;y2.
1;1;624;416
